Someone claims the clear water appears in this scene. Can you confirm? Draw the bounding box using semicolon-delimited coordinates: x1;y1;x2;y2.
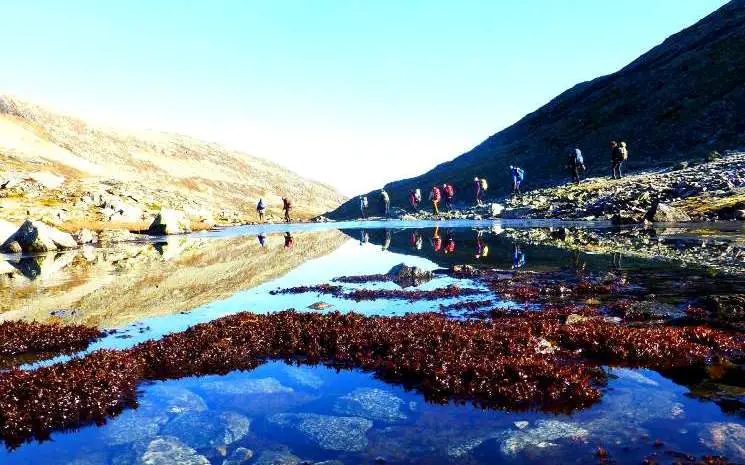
0;221;743;465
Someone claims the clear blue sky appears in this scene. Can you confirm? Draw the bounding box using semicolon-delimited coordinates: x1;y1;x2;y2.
0;0;728;195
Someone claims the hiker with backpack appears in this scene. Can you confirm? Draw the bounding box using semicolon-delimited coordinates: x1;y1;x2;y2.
360;195;369;218
611;140;628;179
408;189;419;211
510;166;524;195
256;198;266;222
473;177;482;206
430;185;442;215
282;197;292;223
443;183;455;211
568;147;586;184
380;189;390;217
414;188;422;207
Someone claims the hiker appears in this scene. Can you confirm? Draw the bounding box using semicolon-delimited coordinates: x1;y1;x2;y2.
568;147;585;184
410;231;423;250
509;166;524;195
380;189;390;217
443;183;455;211
360;230;369;246
473;177;482;206
284;231;294;248
382;229;391;251
430;185;442;215
408;190;418;211
282;197;292;223
414;188;422;207
479;177;489;202
256;198;266;222
360;195;369;218
257;233;266;248
611;140;628;179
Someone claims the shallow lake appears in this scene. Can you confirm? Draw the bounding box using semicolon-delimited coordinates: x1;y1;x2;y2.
0;220;743;465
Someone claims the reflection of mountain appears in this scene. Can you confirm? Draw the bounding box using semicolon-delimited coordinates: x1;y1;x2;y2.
0;230;347;327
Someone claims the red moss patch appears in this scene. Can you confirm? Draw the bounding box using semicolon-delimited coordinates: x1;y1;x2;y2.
0;321;102;359
333;274;391;284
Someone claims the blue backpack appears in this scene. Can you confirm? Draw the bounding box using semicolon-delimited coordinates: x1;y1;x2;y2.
574;148;584;165
513;167;525;181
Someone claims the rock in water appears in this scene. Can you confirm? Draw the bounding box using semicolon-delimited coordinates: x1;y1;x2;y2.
160;411;250;450
500;420;588;456
646;202;691;223
251;449;300;465
140;436;210;465
387;263;433;288
333;388;407;422
145;385;207;415
148;209;192;235
266;413;372;452
699;422;745;460
222;447;253;465
490;203;505;217
3;220;77;252
735;209;745;221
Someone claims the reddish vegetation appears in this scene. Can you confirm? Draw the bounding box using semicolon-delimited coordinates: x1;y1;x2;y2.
271;284;485;301
333;274;392;284
0;321;101;358
0;309;742;448
488;278;618;303
439;299;495;313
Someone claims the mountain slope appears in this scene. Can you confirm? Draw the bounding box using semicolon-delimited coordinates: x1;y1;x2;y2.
0;95;346;226
328;0;745;219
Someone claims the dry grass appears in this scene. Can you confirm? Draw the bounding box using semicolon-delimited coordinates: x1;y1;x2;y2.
675;192;745;216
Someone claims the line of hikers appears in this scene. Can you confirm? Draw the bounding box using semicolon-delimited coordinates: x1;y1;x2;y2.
567;140;629;183
255;197;293;223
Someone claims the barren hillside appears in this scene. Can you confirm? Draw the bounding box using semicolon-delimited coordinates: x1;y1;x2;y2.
0;95;346;228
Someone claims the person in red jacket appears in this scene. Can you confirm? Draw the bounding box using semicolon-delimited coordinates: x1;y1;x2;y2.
430;185;442;215
443;183;455;211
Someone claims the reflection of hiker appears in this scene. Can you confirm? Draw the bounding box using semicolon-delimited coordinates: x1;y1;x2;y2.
430;185;442;215
509;166;524;196
408;190;418;211
382;229;392;251
410;231;423;250
380;189;390;217
568;147;585;184
431;226;442;252
257;233;266;247
512;243;525;269
284;231;294;248
360;195;369;218
475;230;486;258
444;231;456;254
282;197;292;223
473;177;482;206
611;141;628;179
256;198;266;222
443;183;455;211
360;230;369;246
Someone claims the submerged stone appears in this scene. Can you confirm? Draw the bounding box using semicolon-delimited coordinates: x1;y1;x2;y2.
200;377;315;416
140;436;210;465
267;413;373;452
200;377;293;395
102;408;169;446
145;384;208;415
160;411;250;450
699;422;745;460
222;447;254;465
284;365;324;389
500;420;588;456
252;449;300;465
333;388;407;423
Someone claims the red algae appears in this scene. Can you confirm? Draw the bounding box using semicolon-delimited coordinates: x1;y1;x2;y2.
0;308;742;448
0;321;102;359
332;274;392;284
271;283;485;301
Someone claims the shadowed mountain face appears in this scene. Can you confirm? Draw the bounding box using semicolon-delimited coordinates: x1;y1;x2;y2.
329;0;745;219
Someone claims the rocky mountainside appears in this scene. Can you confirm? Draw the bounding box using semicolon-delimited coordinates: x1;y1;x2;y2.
0;95;346;229
328;0;745;219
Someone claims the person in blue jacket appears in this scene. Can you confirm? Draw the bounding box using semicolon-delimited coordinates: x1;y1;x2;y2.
510;165;525;195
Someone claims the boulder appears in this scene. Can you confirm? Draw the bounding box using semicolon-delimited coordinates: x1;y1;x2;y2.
489;203;505;217
160;411;250;450
72;229;98;245
266;413;372;452
98;229;138;244
140;436;210;465
735;210;745;221
222;447;253;465
2;220;77;252
500;420;588;456
333;388;407;423
645;202;691;223
251;450;300;465
148;209;191;235
387;263;433;288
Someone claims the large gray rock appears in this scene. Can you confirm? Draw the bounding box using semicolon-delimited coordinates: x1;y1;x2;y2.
148;209;191;235
333;388;407;423
102;408;169;446
699;422;745;460
140;436;210;465
2;220;77;252
267;413;373;452
646;202;692;222
387;263;433;288
499;420;588;456
160;411;250;450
